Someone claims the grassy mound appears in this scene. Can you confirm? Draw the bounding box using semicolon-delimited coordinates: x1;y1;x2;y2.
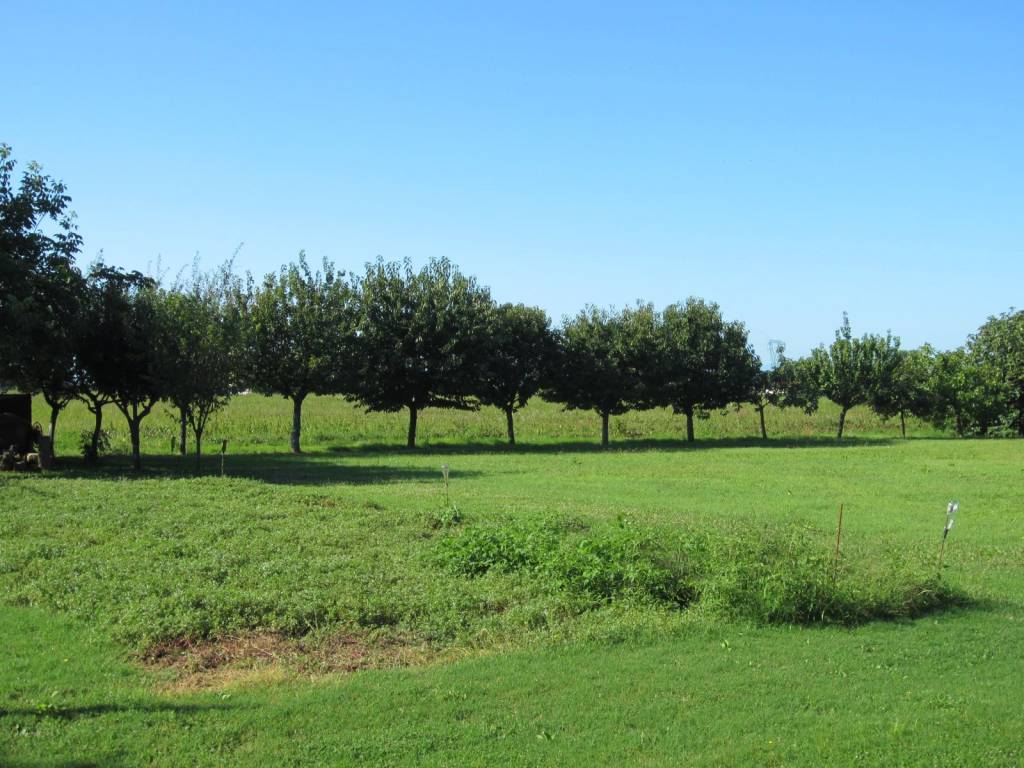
438;519;963;627
437;518;693;606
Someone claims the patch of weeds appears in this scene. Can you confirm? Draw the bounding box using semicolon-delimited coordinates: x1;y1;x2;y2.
300;494;338;509
688;525;966;626
425;505;464;530
438;520;966;628
78;429;112;463
437;519;694;606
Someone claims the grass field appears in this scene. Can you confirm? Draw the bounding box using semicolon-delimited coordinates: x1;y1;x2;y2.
2;396;1021;766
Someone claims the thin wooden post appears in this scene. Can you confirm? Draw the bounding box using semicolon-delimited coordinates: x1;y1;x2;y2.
832;503;844;581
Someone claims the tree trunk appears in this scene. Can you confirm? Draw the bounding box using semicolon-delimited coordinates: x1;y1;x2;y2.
505;406;516;445
407;404;418;448
195;428;203;472
129;419;142;471
49;404;60;454
90;405;103;462
291;396;304;453
601;411;609;447
685;406;695;442
758;405;768;440
179;407;187;456
900;410;906;439
837;407;848;439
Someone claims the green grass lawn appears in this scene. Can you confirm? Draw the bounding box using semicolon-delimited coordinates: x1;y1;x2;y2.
1;397;1021;766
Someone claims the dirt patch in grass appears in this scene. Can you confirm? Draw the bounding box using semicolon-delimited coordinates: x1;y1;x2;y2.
143;631;436;692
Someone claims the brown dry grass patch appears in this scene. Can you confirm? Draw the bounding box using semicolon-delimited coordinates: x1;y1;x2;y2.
143;630;438;692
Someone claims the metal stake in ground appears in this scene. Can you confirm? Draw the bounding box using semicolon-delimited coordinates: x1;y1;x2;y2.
832;503;844;581
441;463;450;507
937;501;958;570
221;439;228;477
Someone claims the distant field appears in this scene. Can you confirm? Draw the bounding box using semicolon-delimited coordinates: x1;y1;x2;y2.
38;392;944;458
2;399;1021;766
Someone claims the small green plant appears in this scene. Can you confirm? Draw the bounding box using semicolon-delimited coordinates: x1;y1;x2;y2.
78;429;111;463
426;505;464;530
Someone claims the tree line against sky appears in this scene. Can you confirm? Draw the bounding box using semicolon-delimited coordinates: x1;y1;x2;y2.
3;143;1023;469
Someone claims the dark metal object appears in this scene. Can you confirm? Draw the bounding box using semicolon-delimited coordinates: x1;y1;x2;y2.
0;393;32;423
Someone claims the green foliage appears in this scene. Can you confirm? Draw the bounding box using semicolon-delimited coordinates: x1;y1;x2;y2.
439;520;959;626
928;348;1009;436
242;255;359;452
970;308;1024;435
352;257;493;448
869;346;936;437
746;349;820;439
689;526;960;625
438;518;691;605
652;298;761;441
425;504;464;529
0;144;85;443
78;427;111;461
161;260;246;465
76;263;166;469
475;303;556;444
810;314;900;438
542;304;654;445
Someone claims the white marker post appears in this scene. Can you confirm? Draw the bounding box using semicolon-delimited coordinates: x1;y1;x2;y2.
937;501;958;570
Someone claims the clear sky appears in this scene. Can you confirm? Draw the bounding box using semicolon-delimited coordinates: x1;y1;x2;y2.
5;1;1022;358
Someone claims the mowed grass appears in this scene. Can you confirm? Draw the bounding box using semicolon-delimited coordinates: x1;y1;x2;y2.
1;396;1021;766
39;391;943;458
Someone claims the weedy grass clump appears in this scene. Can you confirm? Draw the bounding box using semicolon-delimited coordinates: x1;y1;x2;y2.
437;519;694;606
686;525;964;625
438;520;965;627
424;505;464;530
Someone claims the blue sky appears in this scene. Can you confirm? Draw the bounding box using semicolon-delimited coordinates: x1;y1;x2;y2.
5;1;1022;358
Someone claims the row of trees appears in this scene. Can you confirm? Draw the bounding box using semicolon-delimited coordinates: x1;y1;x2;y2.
3;144;1024;468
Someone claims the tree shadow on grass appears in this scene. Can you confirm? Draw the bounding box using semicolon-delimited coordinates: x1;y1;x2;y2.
0;700;234;721
24;436;904;485
327;435;898;457
41;453;483;486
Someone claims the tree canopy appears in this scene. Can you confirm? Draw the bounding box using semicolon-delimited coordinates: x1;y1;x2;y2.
970;309;1024;436
242;255;358;453
352;257;492;448
649;298;760;442
810;314;900;438
475;303;556;445
542;304;654;446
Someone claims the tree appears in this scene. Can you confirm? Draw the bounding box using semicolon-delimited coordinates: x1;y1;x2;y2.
970;309;1024;436
73;264;119;462
0;143;85;451
475;303;556;445
810;314;899;439
353;257;492;448
161;261;244;469
745;351;820;440
650;298;760;442
928;349;1008;437
78;265;167;470
242;256;358;453
869;346;935;438
542;304;653;447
